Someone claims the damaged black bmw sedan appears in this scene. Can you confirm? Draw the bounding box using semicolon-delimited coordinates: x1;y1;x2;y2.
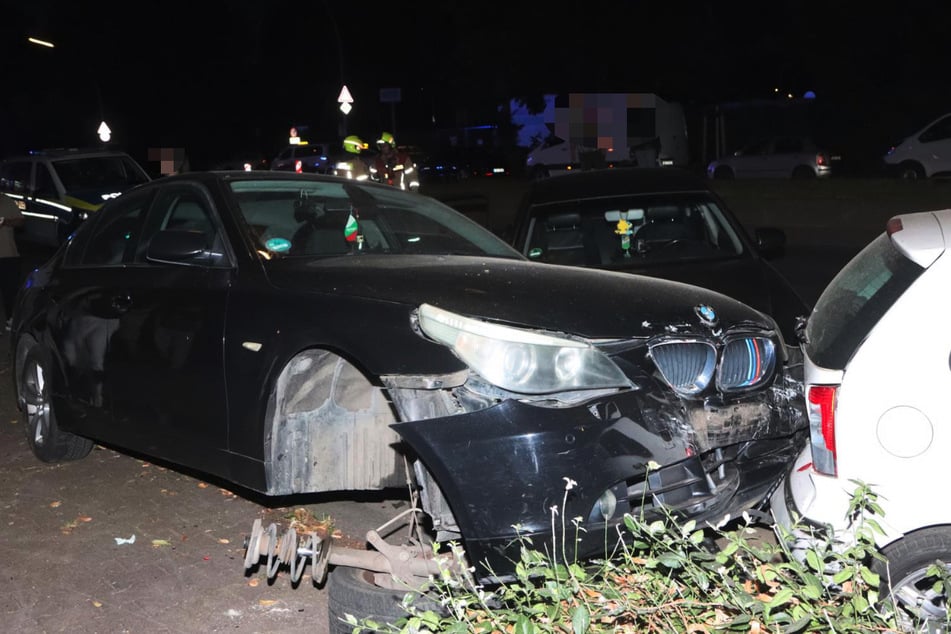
10;171;805;608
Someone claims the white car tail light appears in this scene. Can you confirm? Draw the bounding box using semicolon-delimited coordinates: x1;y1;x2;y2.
808;385;838;476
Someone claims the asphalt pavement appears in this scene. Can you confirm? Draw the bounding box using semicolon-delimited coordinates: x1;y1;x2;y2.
0;329;410;633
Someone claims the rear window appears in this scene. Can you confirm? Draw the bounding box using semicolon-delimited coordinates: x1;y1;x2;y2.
804;233;924;369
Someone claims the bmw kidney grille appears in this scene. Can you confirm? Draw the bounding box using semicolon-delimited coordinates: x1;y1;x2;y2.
649;336;776;397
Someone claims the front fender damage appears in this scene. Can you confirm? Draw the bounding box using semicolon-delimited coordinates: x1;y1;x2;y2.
391;369;806;579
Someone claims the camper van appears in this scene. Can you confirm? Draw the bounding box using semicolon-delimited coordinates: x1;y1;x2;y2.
521;93;689;179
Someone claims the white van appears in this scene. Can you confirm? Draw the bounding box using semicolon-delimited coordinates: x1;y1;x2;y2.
883;112;951;180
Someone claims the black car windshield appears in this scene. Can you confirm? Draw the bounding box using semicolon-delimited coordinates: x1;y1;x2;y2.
229;179;523;260
519;193;745;267
52;156;149;191
804;232;924;369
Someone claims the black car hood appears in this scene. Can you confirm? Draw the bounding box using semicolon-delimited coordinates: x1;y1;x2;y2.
263;255;774;339
623;257;772;313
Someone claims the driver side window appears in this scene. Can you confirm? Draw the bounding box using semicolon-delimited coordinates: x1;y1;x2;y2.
68;190;150;267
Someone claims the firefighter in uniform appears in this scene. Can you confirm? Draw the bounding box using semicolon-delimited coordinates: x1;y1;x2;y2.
333;135;371;181
370;132;419;191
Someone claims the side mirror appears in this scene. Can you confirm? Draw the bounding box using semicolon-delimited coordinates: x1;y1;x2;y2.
146;229;210;265
753;227;787;259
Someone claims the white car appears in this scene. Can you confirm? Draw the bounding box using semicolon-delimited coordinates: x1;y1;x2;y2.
883;111;951;181
770;208;951;630
707;136;834;179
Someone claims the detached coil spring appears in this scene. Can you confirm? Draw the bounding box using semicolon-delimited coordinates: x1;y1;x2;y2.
243;518;332;585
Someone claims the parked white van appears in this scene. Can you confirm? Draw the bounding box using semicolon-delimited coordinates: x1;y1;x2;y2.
883;112;951;180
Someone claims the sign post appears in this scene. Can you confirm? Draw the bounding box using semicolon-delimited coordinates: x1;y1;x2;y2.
338;85;353;137
379;87;401;135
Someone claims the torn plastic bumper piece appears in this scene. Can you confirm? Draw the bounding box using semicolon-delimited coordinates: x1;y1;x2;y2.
393;393;806;580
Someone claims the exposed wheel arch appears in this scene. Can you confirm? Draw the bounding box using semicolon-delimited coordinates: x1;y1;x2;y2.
263;348;405;496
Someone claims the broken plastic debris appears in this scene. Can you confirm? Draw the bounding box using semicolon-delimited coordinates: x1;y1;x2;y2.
114;534;136;545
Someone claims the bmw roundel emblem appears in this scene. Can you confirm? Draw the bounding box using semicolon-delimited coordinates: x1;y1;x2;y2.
695;304;717;326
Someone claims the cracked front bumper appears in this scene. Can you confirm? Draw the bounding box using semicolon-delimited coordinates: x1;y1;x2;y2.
395;389;807;579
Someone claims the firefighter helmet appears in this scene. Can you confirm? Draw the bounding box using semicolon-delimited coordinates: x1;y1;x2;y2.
343;135;364;154
377;131;395;147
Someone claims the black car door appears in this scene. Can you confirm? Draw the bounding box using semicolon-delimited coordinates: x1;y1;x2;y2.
98;184;234;472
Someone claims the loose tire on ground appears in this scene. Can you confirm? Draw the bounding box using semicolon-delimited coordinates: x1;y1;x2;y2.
326;566;442;634
18;345;94;462
873;526;951;631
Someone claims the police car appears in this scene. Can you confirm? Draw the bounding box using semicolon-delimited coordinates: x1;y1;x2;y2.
0;148;151;248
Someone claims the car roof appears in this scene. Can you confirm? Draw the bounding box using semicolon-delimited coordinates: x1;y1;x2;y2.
526;168;711;205
3;148;135;161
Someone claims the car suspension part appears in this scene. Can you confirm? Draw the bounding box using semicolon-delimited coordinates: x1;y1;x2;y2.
243;505;457;589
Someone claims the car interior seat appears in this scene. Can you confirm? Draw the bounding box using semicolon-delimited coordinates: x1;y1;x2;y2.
537;212;587;265
636;206;703;242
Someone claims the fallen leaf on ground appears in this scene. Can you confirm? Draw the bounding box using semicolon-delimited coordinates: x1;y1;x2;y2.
197;482;208;489
258;599;278;607
49;501;61;508
79;516;92;522
218;538;230;544
152;539;172;547
92;600;103;608
248;578;260;587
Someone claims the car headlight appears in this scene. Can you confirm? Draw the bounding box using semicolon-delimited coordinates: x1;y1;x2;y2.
416;303;631;394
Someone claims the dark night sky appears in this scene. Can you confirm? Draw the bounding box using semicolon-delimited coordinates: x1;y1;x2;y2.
3;1;951;171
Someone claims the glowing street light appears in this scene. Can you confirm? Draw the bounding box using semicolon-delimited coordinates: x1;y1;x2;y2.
27;37;54;48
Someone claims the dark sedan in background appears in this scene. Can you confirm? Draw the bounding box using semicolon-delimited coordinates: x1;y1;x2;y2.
508;167;810;344
10;171;806;630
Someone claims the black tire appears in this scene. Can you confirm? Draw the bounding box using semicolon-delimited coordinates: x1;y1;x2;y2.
327;566;442;634
898;161;926;182
18;345;94;462
873;527;951;631
713;165;734;180
792;165;817;179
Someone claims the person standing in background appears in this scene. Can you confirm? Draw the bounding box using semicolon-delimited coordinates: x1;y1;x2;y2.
0;192;24;331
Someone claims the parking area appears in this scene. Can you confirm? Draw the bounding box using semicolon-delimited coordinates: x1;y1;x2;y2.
0;348;409;633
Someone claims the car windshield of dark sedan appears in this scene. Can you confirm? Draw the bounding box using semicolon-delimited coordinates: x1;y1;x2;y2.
230;179;522;260
520;193;745;267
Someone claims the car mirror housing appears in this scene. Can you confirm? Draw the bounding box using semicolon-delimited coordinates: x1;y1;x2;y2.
146;229;210;265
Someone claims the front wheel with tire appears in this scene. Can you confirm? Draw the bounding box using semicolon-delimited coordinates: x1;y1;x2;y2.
898;161;926;181
327;566;443;634
712;165;735;180
18;345;94;462
873;527;951;631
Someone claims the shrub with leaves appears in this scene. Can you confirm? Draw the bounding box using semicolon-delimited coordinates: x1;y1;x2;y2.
343;478;912;633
